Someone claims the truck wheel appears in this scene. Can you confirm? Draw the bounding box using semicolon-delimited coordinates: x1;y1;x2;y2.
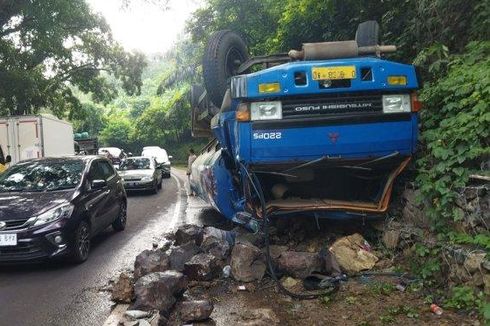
355;21;379;47
203;30;249;107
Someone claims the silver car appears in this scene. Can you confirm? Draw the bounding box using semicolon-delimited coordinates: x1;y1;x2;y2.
117;157;162;194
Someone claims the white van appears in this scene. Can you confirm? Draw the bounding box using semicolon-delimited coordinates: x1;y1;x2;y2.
141;146;171;178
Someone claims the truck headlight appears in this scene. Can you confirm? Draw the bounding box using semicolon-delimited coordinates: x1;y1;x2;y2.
251;101;282;121
382;94;411;113
30;203;74;227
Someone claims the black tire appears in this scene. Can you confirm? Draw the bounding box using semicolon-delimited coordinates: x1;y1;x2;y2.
355;21;379;47
158;179;162;189
203;30;249;107
151;182;158;194
72;220;91;263
112;201;127;231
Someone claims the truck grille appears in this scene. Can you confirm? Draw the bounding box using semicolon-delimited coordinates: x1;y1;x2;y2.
282;92;382;119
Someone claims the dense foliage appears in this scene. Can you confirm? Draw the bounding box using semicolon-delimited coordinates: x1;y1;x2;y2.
417;42;490;226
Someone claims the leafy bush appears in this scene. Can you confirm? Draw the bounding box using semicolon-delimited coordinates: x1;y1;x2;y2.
416;41;490;226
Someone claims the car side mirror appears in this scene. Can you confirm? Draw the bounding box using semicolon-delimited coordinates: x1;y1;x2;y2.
168;155;173;160
5;155;11;164
91;179;107;190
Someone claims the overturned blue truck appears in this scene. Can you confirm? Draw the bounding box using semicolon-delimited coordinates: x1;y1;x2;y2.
190;21;421;231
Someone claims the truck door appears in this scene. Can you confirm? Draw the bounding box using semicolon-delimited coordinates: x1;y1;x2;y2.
0;119;10;162
16;117;41;161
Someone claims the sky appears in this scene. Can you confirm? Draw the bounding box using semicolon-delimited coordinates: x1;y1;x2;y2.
87;0;202;54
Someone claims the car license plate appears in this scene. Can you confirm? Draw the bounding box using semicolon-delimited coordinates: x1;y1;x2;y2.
312;66;356;80
0;234;17;246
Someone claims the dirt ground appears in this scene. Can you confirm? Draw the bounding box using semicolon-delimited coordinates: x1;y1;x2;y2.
164;214;480;326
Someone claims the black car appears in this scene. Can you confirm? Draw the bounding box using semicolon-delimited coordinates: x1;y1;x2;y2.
0;156;127;263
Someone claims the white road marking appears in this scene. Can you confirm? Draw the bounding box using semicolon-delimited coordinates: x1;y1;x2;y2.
168;173;183;229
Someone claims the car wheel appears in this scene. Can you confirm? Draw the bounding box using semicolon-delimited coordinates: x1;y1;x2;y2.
158;180;162;189
112;201;127;231
72;220;91;263
151;182;158;194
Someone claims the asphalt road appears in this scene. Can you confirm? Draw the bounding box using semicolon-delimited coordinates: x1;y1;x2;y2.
0;170;195;326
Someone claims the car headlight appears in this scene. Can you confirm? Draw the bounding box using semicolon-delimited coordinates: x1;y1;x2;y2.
382;94;411;113
141;176;153;182
30;203;74;227
251;101;282;121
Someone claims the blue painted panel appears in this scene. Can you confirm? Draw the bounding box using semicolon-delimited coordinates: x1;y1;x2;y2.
242;57;418;99
246;115;417;163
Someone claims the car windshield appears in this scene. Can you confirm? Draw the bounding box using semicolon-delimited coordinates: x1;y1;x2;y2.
120;158;152;170
0;160;85;192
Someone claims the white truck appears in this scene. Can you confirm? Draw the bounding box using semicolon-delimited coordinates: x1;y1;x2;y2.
0;114;74;164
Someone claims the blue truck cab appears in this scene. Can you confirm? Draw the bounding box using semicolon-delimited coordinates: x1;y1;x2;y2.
190;23;420;228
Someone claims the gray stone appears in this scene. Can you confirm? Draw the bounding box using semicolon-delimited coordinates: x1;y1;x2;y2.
134;250;170;280
233;227;263;247
464;252;486;274
267;245;288;260
183;253;220;281
174;224;203;246
178;300;214;322
133;271;188;313
231;242;266;282
125;310;152;320
401;188;429;227
276;251;322;279
111;272;135;303
169;242;200;272
201;232;231;260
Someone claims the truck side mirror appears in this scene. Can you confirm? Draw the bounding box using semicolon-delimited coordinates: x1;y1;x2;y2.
5;155;11;163
168;155;173;160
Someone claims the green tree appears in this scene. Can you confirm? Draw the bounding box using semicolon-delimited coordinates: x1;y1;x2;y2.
99;113;136;151
0;0;146;117
69;102;107;136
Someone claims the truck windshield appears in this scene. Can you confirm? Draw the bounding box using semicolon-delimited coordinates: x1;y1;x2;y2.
119;158;152;170
0;160;85;192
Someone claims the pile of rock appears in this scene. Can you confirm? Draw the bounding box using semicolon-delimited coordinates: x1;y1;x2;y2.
111;224;229;325
110;223;383;325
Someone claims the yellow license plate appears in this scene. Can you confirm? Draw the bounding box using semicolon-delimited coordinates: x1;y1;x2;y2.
312;66;356;80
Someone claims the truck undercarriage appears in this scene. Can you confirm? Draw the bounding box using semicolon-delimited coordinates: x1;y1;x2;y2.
250;156;410;216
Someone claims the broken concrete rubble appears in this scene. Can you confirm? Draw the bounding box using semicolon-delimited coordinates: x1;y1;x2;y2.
183;253;221;281
177;300;214;322
174;224;203;246
329;233;378;274
133;270;188;313
276;251;323;279
231;242;267;282
111;271;135;303
134;249;170;280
